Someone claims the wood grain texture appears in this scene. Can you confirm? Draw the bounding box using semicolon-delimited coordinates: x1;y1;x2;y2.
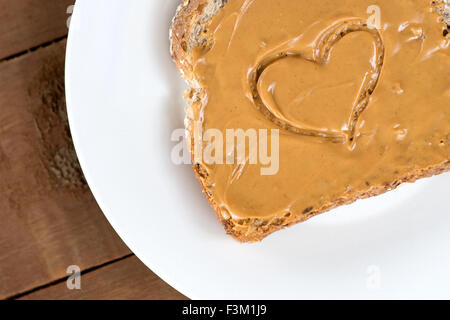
0;40;131;299
19;256;187;300
0;0;186;300
0;0;74;60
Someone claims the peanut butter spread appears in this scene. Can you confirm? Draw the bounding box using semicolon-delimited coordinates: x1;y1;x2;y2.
188;0;450;219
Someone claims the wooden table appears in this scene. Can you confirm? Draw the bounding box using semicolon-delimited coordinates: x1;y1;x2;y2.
0;0;186;300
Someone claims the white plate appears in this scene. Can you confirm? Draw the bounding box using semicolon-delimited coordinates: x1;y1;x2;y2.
66;0;450;299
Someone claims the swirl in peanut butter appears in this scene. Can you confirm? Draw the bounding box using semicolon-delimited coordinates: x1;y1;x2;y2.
249;18;385;146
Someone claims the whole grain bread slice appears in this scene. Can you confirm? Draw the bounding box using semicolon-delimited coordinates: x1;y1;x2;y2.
170;0;450;242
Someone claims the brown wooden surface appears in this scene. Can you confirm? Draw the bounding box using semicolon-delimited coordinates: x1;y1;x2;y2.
19;256;186;300
0;0;74;60
0;1;186;300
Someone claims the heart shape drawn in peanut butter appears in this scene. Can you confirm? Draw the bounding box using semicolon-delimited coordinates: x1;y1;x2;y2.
249;19;385;146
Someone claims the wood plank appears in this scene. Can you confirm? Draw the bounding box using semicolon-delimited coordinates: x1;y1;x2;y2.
19;255;187;300
0;0;74;60
0;40;132;299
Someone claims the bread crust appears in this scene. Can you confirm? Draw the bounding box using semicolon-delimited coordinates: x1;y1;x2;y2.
170;0;450;242
170;0;206;80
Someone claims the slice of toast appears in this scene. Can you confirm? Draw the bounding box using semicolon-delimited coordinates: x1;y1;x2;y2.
170;0;450;242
